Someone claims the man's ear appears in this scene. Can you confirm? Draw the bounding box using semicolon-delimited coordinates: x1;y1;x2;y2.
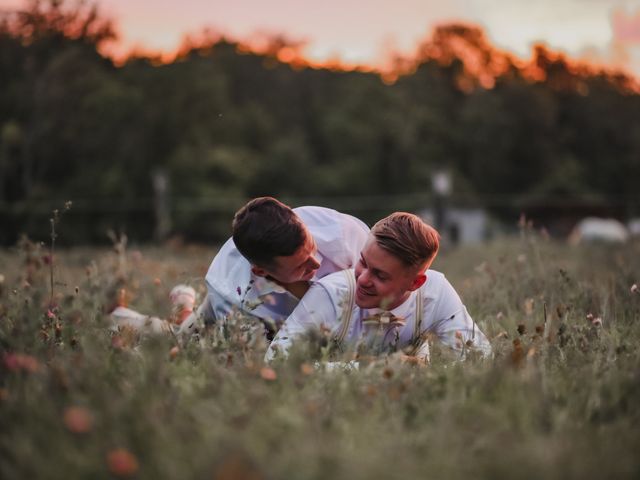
251;265;268;278
409;273;427;291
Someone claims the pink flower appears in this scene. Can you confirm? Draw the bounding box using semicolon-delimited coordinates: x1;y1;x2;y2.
2;353;41;373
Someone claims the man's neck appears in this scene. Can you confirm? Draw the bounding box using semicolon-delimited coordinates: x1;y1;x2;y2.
281;281;310;300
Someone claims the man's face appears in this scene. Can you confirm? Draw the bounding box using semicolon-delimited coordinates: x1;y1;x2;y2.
260;230;321;285
354;236;425;310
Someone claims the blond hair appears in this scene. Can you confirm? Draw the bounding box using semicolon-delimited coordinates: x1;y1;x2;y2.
371;212;440;269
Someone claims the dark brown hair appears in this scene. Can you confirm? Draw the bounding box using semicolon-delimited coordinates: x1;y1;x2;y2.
232;197;306;267
371;212;440;269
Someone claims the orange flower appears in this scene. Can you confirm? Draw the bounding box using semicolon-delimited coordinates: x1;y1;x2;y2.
260;367;277;381
107;448;139;477
300;363;314;376
63;406;94;434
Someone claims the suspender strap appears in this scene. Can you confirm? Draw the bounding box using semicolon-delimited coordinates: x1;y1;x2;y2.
413;289;423;341
334;270;356;345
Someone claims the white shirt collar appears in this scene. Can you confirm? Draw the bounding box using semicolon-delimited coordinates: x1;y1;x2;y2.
361;289;418;320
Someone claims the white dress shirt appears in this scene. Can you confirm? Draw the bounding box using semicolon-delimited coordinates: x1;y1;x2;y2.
199;206;370;328
266;269;492;361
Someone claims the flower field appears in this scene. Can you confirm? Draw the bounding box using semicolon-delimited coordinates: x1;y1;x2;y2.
1;230;639;479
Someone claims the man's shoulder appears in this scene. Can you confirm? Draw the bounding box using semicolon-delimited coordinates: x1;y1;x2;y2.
422;269;462;306
422;269;449;296
205;237;251;296
295;206;346;226
295;206;367;230
317;269;353;288
313;270;354;304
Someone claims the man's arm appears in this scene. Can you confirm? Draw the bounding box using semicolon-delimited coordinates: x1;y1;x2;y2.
177;296;217;335
265;284;337;362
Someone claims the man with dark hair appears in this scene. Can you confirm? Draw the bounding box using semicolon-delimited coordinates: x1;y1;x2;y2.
266;212;491;361
179;197;369;335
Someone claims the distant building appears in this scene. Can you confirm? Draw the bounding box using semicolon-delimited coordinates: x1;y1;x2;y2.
419;207;489;245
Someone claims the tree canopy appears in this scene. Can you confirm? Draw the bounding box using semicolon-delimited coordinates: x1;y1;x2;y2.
1;1;639;244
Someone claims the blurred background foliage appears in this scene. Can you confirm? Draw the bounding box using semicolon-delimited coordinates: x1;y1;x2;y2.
1;0;639;244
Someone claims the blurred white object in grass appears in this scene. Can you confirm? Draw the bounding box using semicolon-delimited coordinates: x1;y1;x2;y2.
568;217;629;244
169;284;196;325
109;306;171;334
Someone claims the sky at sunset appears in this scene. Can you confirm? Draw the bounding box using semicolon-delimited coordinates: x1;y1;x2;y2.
3;0;640;75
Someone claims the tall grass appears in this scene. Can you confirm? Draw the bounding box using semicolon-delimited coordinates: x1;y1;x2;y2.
1;229;639;479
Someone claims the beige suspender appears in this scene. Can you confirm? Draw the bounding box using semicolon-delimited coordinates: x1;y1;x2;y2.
414;288;423;340
413;288;430;361
334;273;426;353
333;270;357;345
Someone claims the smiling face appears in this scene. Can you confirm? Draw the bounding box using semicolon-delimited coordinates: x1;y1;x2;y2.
252;229;321;285
354;235;427;310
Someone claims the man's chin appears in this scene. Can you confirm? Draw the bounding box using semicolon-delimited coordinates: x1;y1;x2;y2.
299;270;317;282
355;292;378;309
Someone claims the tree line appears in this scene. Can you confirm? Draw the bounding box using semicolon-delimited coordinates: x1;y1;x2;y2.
1;0;639;244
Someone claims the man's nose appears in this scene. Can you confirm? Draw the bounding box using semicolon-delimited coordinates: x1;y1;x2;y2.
357;269;372;287
308;254;321;270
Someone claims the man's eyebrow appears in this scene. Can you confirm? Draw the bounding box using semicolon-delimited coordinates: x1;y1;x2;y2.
361;254;389;277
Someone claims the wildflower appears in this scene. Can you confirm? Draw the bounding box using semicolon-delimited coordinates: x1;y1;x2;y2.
260;367;277;381
300;363;314;376
523;298;534;316
111;335;125;350
169;346;180;360
2;353;41;373
511;338;525;366
106;449;139;477
118;289;128;307
631;284;638;294
517;324;526;335
365;385;378;397
591;317;603;327
46;309;56;319
63;406;94;434
153;278;161;286
494;331;509;340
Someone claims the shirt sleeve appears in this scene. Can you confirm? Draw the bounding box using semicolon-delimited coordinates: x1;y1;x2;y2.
426;277;492;357
265;283;338;362
341;213;370;266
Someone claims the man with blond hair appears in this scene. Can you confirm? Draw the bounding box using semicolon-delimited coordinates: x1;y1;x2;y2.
266;212;491;362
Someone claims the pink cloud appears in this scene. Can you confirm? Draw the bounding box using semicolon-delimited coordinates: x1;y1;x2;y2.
612;8;640;44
